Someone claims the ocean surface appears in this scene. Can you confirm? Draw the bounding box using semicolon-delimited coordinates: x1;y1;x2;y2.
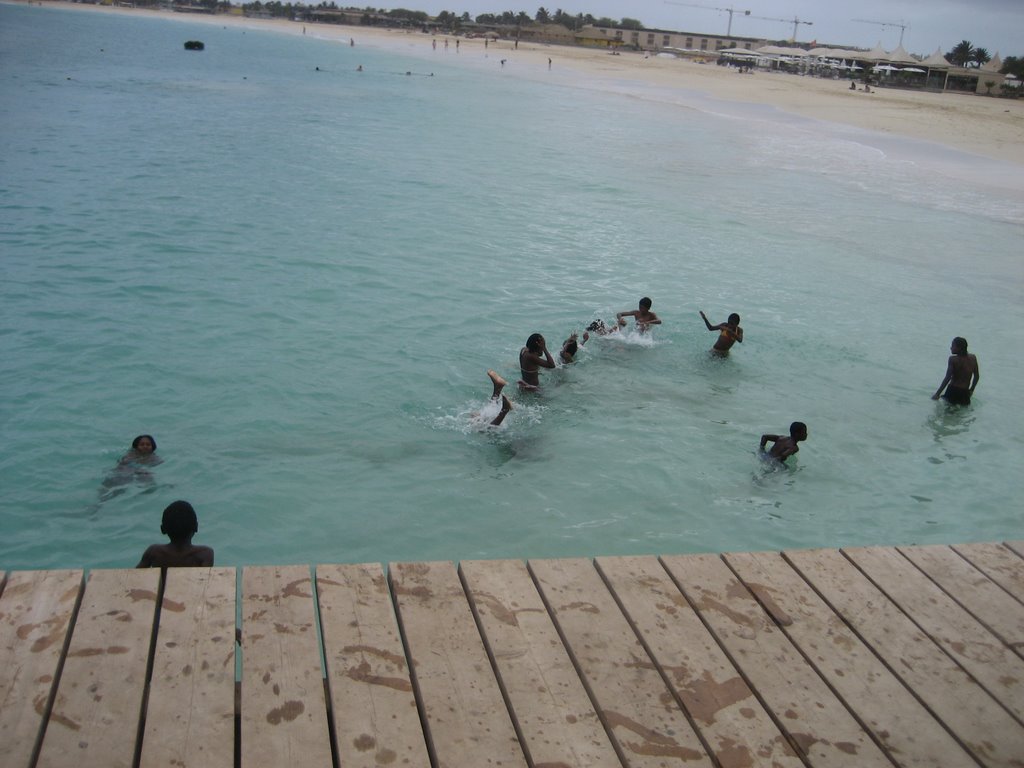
2;2;1022;571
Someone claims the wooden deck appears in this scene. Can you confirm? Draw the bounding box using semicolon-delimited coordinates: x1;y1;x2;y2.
2;542;1024;768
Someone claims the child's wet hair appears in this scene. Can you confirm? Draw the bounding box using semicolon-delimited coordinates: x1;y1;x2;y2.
161;500;198;540
132;434;157;451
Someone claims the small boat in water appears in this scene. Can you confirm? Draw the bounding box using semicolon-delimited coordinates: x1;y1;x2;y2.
184;40;205;51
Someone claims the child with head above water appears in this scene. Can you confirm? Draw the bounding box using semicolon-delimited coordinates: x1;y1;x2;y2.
137;500;214;568
616;297;661;333
760;422;807;464
700;310;743;354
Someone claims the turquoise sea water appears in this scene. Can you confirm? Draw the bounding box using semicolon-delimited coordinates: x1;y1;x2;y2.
2;3;1022;570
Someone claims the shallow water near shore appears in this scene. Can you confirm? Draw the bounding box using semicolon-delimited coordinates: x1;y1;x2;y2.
2;3;1023;570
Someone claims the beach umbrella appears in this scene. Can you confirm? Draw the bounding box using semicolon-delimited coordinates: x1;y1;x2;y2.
873;64;898;71
902;67;925;73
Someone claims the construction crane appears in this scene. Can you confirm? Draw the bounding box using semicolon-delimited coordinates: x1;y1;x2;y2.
852;18;909;47
748;14;813;42
663;1;752;37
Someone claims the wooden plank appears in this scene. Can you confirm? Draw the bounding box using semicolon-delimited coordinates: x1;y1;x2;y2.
530;557;712;767
596;556;801;768
785;547;1024;768
844;546;1024;722
240;565;332;768
900;544;1024;650
139;567;236;768
725;550;976;768
460;559;620;768
390;561;526;768
1005;541;1024;559
660;553;890;767
0;569;83;768
36;568;160;768
953;542;1024;606
316;563;430;768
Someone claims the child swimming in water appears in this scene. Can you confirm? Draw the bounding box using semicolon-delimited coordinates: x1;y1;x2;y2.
616;297;661;333
485;370;513;425
99;434;163;502
519;333;556;391
700;311;743;355
760;422;807;464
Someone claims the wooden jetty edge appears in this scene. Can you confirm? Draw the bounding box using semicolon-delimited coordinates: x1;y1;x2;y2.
2;542;1024;768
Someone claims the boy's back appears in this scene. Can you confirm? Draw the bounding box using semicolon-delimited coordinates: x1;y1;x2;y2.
138;542;214;568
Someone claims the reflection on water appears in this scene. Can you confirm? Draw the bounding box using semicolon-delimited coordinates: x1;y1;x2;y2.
926;402;976;465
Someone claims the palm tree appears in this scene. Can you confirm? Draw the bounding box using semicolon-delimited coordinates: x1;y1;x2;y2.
972;47;991;68
948;40;974;68
536;7;550;23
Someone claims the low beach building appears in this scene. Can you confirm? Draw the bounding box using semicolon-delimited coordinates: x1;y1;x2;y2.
578;23;768;57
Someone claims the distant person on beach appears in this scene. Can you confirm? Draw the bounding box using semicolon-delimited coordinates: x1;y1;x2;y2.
137;500;214;568
932;336;979;405
617;297;661;333
760;422;807;463
700;311;743;354
99;434;162;501
519;333;556;390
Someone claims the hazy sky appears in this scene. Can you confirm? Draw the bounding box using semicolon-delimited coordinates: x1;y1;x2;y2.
411;1;1023;57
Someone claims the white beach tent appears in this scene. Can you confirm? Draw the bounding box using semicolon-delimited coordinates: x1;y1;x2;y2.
920;48;951;68
885;44;918;65
863;42;891;63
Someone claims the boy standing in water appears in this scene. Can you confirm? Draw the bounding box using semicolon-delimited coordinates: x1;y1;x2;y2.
932;336;979;405
760;422;808;463
700;311;743;354
137;500;215;568
616;297;661;333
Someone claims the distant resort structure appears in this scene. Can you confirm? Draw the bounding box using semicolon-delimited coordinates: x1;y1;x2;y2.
80;0;1021;95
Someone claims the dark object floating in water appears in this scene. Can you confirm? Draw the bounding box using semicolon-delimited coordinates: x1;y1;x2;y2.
184;41;205;51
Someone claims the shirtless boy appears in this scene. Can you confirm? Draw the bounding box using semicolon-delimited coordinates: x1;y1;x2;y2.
760;422;808;464
932;337;979;405
519;333;556;390
700;311;743;354
137;500;214;568
616;297;661;333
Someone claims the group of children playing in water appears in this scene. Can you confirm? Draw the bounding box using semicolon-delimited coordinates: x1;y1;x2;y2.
126;302;978;569
477;297;806;457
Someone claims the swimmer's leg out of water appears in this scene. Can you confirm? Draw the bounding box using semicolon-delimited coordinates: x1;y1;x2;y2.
488;369;506;399
486;370;513;425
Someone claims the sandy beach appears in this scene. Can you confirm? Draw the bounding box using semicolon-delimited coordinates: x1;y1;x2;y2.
21;1;1024;165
